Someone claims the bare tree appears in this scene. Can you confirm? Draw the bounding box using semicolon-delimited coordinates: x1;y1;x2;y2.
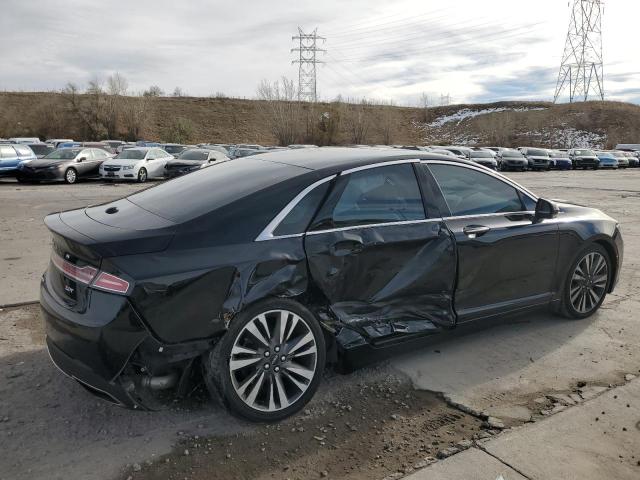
173;87;185;97
143;85;164;97
164;117;195;143
121;96;151;141
346;102;370;144
256;77;302;146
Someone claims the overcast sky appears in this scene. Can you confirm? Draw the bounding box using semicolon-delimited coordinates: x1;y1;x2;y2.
1;0;638;105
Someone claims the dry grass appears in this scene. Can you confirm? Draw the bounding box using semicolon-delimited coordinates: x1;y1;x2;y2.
1;92;638;148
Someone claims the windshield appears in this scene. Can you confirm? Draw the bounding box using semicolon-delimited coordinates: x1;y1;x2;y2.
117;150;146;160
178;150;209;161
527;149;549;156
574;149;595;156
597;153;614;159
44;148;81;160
550;151;569;158
502;150;524;158
470;151;493;158
29;144;54;155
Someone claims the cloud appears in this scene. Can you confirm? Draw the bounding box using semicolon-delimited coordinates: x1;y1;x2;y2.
0;0;637;104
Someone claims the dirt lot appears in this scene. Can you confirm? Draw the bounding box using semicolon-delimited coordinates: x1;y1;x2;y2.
1;169;639;480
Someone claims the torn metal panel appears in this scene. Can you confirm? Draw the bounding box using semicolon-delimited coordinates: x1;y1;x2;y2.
305;220;457;338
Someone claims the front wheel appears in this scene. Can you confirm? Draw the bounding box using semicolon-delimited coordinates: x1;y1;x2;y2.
560;244;611;319
137;167;148;183
64;168;77;184
202;299;326;422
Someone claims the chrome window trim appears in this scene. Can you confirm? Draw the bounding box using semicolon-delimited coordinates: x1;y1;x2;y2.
340;158;420;175
255;159;425;242
422;159;539;205
306;218;441;236
255;175;337;241
443;211;536;221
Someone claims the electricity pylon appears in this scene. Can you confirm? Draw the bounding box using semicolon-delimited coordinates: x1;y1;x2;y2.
292;28;325;102
554;0;605;103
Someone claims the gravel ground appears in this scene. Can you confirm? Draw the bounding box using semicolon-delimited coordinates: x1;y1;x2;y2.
0;170;639;480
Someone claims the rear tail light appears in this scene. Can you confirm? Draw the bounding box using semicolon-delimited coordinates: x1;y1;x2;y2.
50;251;130;295
92;272;130;294
51;251;98;284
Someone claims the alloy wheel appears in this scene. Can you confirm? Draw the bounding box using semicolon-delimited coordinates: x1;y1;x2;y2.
569;252;608;314
228;309;318;412
65;168;77;184
138;168;147;183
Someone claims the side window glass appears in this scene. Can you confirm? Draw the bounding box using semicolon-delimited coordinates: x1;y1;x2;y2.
15;145;32;157
329;163;425;228
146;150;155;160
0;145;16;158
429;164;524;216
273;181;331;236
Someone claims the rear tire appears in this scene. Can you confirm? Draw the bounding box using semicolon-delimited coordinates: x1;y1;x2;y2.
559;244;611;319
64;168;77;184
202;298;326;422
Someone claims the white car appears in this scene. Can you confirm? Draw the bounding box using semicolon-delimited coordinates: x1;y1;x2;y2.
99;147;173;182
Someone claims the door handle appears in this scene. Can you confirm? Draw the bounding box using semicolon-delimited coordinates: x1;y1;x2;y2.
463;225;491;238
330;240;364;256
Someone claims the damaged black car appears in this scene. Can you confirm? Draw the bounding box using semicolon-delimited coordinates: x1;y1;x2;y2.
41;148;623;421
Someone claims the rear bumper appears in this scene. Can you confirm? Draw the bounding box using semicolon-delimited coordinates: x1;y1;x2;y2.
40;273;149;408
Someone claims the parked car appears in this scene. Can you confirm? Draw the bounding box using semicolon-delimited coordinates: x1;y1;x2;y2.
439;146;472;159
40;148;623;421
0;143;37;177
81;142;115;155
518;147;551;170
102;140;126;151
198;144;230;156
164;148;230;178
232;148;263;159
569;149;600;170
496;149;527;171
100;147;173;182
468;150;498;170
610;151;629;169
8;137;40;144
622;151;638;168
162;143;188;158
595;152;618;169
26;142;55;159
46;139;74;148
288;144;319;149
430;149;458;157
16;147;110;184
547;150;572;170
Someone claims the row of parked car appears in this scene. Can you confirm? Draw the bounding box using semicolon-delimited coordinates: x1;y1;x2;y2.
1;137;639;185
404;145;640;171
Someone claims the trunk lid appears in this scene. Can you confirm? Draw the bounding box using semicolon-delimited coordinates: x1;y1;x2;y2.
44;199;177;309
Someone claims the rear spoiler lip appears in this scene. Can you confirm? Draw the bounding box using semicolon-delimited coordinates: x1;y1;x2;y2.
44;212;97;244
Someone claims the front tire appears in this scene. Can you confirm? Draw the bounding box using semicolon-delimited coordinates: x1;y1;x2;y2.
137;167;148;183
64;168;77;184
560;244;611;319
203;299;326;422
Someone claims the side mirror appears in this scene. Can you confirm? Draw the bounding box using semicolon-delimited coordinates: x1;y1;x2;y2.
77;156;86;162
534;198;559;221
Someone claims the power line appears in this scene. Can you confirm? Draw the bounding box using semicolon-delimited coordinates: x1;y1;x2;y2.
292;27;326;102
554;0;604;103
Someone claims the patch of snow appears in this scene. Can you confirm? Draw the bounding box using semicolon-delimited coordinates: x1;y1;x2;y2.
428;107;547;128
523;128;605;149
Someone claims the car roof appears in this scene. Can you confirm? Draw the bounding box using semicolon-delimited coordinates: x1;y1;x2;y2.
248;146;474;175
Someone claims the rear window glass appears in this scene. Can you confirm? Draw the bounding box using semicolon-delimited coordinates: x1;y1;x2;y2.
15;145;34;156
527;149;549;156
128;158;309;222
179;150;209;161
273;181;331;236
118;149;146;160
470;151;494;158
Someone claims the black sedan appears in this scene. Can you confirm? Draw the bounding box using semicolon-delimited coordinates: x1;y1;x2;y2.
40;148;623;421
164;148;230;178
16;147;110;183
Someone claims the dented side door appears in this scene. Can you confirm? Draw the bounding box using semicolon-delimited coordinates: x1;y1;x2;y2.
304;162;457;341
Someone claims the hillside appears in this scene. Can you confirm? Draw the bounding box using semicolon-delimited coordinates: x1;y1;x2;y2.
1;92;639;148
